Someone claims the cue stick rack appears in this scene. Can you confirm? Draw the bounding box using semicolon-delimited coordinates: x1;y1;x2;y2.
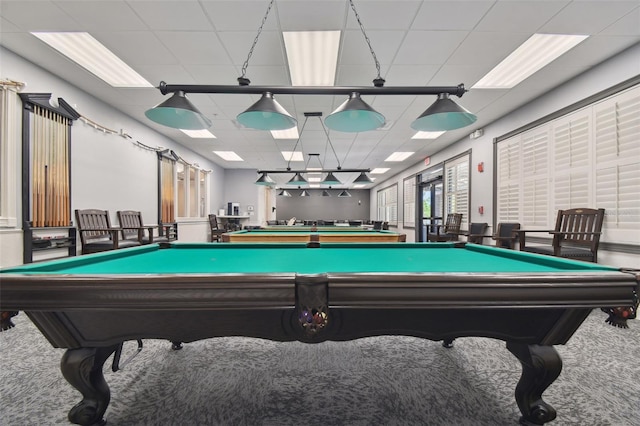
20;93;80;263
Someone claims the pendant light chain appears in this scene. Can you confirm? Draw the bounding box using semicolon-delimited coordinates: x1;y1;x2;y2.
319;117;342;170
286;115;310;170
239;0;276;85
349;0;385;87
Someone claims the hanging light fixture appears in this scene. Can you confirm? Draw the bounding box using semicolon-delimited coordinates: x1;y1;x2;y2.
278;189;292;197
288;172;307;186
353;171;373;184
149;0;477;134
325;92;385;132
300;188;311;197
322;189;331;197
145;91;211;130
236;92;297;130
411;93;477;131
255;172;276;186
256;114;370;188
338;190;352;197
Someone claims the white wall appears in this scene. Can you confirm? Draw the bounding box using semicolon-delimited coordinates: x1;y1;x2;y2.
370;43;640;268
0;47;227;267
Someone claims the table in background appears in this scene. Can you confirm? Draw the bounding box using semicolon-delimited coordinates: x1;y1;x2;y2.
1;242;637;426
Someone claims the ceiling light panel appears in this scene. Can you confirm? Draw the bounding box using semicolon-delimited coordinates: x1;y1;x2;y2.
271;127;300;139
385;152;414;162
283;31;340;86
31;32;152;87
370;168;390;174
213;151;244;161
181;129;217;138
473;34;588;89
281;151;303;162
412;131;445;139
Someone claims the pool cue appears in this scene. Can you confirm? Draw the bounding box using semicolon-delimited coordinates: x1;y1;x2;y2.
55;113;63;226
64;118;70;226
34;106;43;227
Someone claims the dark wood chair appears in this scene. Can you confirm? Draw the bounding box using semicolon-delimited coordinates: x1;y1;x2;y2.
427;213;463;242
464;222;488;244
209;214;226;242
492;222;521;249
117;210;169;245
518;208;605;262
75;209;141;255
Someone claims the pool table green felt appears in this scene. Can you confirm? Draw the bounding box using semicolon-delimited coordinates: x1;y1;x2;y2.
12;242;618;275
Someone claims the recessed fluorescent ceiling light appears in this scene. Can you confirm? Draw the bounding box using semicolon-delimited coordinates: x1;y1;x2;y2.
309;184;321;188
180;129;217;138
412;131;445;139
281;151;303;162
385;152;414;162
31;32;152;87
213;151;243;161
283;31;340;86
353;184;366;188
271;127;299;139
307;177;322;182
473;33;588;89
370;168;390;174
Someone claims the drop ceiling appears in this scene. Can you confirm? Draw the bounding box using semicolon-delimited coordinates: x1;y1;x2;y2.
1;0;639;188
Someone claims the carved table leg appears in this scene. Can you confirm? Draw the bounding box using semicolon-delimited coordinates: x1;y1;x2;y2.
61;345;120;426
506;343;562;425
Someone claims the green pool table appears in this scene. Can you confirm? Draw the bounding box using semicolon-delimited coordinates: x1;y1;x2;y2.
222;228;404;242
1;242;638;426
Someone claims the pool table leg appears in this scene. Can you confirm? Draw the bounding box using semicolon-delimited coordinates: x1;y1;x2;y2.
506;342;562;425
61;344;120;426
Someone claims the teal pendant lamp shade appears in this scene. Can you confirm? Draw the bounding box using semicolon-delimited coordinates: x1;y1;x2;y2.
237;92;297;130
255;172;276;186
353;171;373;183
321;172;341;186
145;91;212;130
411;93;477;131
325;92;385;132
288;172;307;186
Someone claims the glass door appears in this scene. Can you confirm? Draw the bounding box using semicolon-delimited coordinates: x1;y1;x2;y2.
417;177;443;242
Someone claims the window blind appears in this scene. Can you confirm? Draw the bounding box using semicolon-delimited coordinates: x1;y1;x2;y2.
496;84;640;245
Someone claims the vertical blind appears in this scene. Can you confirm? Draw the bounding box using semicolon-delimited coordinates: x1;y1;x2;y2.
496;84;640;245
444;154;470;230
403;176;416;228
377;184;398;225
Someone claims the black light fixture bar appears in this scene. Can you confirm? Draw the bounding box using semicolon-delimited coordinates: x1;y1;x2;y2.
158;81;468;98
258;168;370;174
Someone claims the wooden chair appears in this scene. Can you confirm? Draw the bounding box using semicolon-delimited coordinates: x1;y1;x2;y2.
427;213;463;242
518;208;605;262
209;214;226;242
75;209;141;255
492;223;521;249
464;222;488;244
117;210;169;245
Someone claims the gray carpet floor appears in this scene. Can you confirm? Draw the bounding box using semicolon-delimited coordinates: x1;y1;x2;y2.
0;311;638;426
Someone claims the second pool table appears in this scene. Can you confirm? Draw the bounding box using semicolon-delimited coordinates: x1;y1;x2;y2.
1;242;637;426
222;228;405;242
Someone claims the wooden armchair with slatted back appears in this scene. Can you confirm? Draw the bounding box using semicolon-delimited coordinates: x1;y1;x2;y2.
427;213;463;242
75;209;141;255
117;210;169;245
518;208;605;262
209;214;226;242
